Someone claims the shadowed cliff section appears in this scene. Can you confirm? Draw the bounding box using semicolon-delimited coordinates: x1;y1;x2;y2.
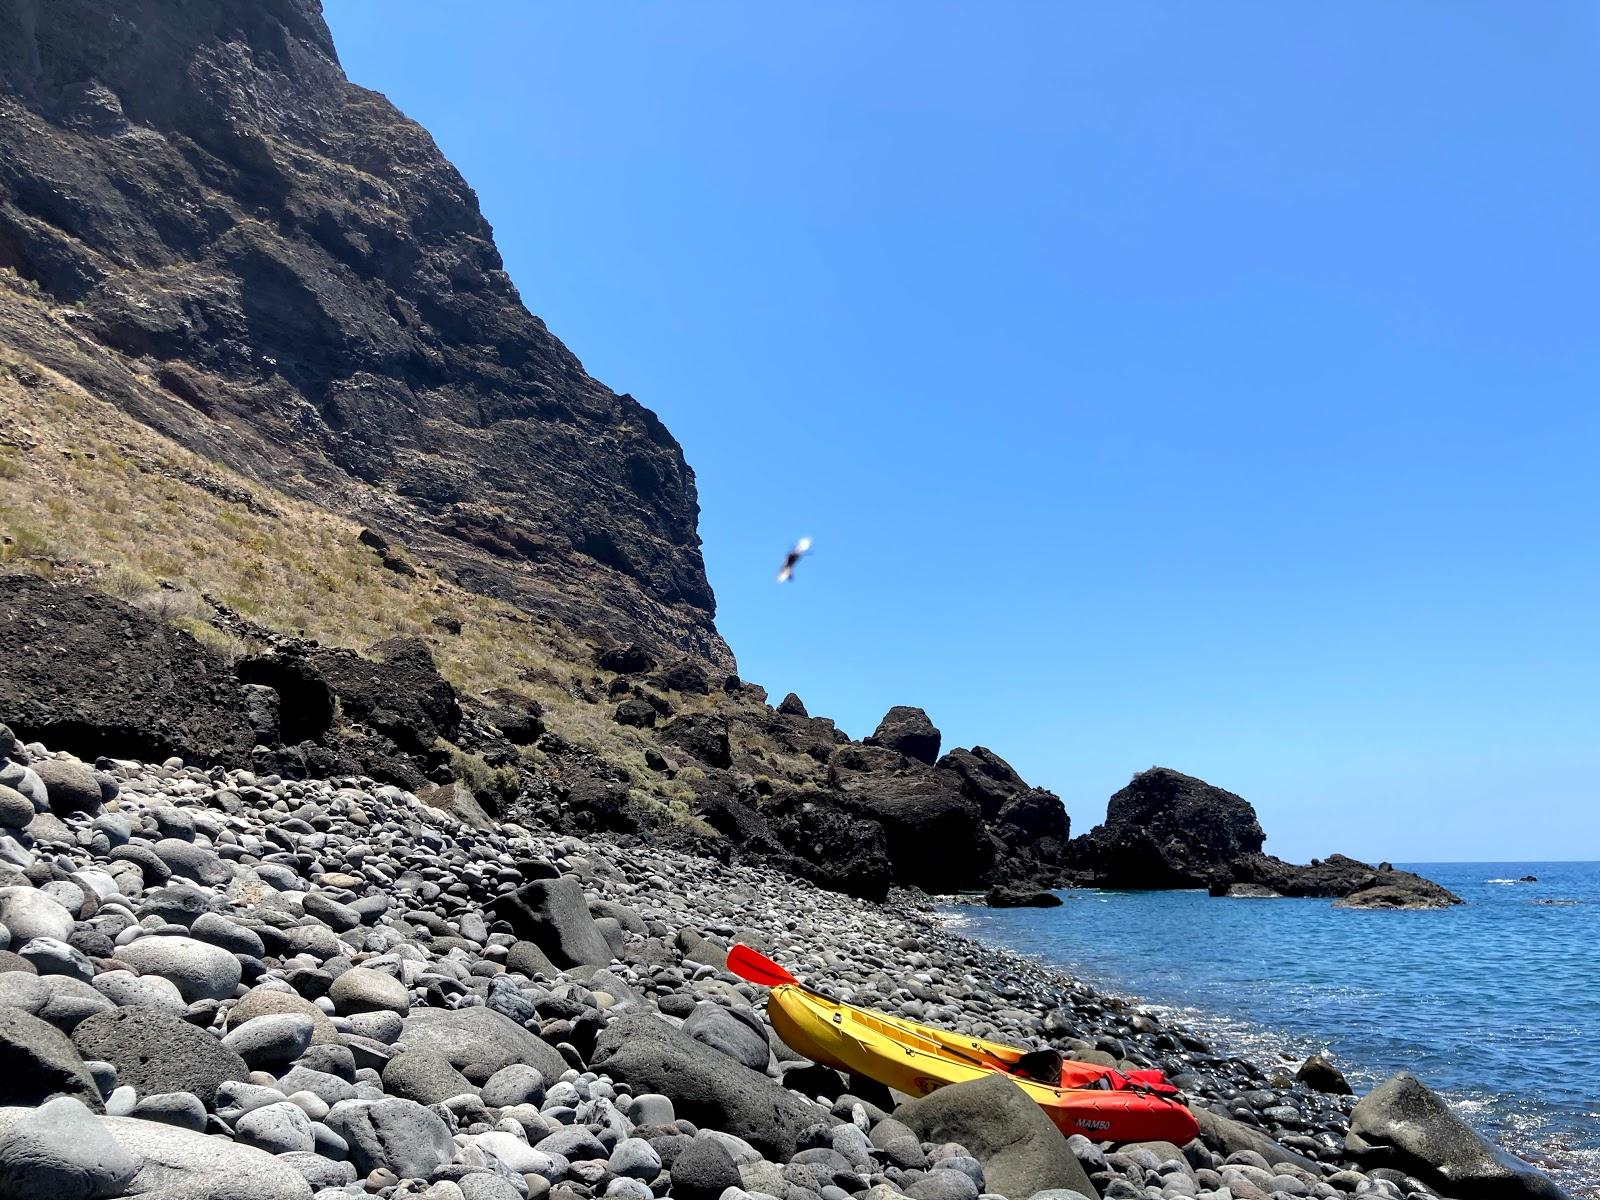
0;0;730;667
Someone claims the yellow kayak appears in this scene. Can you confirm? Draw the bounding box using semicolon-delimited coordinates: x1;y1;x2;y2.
764;981;1199;1143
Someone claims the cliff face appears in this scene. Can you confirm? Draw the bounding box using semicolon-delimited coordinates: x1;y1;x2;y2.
0;0;729;666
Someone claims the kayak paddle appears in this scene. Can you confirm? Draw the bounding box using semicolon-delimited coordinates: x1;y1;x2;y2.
726;943;800;988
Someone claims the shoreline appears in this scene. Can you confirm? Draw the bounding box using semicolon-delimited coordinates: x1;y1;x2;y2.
0;735;1572;1200
935;888;1593;1196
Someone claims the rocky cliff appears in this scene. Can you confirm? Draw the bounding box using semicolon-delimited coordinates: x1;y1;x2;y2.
0;0;728;666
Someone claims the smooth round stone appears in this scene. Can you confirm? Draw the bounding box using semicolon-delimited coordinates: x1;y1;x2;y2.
105;1085;137;1116
473;1132;561;1179
626;1093;675;1127
91;970;186;1015
327;966;409;1016
481;1063;544;1108
221;1013;315;1069
118;935;241;1003
0;786;33;830
0;887;74;943
341;1010;403;1043
235;1100;316;1154
33;758;103;816
18;937;94;981
605;1180;652;1200
0;763;45;809
610;1137;663;1182
150;838;232;887
214;1081;290;1123
130;1090;207;1131
189;912;264;957
276;1150;357;1190
0;1095;139;1199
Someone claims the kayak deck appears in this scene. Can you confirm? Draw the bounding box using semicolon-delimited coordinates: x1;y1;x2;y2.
767;983;1199;1144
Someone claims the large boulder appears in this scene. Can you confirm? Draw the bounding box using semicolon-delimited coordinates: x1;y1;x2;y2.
307;638;461;754
936;746;1029;818
323;1097;456;1181
764;793;894;902
894;1074;1098;1200
1067;768;1265;888
1334;879;1464;910
116;935;241;1003
0;1008;103;1110
381;1050;478;1105
0;578;262;766
71;1007;249;1106
489;876;614;969
0;1096;138;1200
832;767;987;892
681;1002;771;1072
1347;1073;1569;1200
994;789;1070;851
658;713;733;770
866;706;942;765
399;1006;567;1082
591;1013;822;1160
0;887;75;944
0;1103;313;1200
31;757;103;816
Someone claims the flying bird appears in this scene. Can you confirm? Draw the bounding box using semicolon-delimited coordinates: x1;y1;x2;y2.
776;537;812;584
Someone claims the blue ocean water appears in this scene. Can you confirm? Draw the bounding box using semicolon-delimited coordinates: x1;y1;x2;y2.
945;862;1599;1196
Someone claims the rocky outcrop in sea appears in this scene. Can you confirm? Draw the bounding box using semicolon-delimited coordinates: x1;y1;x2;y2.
1064;770;1461;910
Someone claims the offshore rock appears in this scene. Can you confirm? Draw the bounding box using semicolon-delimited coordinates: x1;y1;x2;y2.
1067;768;1264;888
1219;853;1463;908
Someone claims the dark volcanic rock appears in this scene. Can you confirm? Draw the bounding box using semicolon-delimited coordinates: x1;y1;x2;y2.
0;1007;103;1110
235;652;337;745
895;1074;1097;1200
0;577;261;765
1220;853;1463;909
937;746;1030;819
71;1006;248;1106
985;886;1062;908
994;788;1070;854
489;876;614;969
832;764;986;892
592;1013;819;1161
596;644;656;675
776;692;809;718
866;706;942;765
308;638;460;754
765;793;893;902
1348;1073;1569;1199
1297;1053;1353;1095
0;0;730;667
1068;767;1265;888
658;713;733;770
613;697;658;729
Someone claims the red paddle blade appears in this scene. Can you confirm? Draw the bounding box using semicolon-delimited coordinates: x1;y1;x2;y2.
726;943;797;988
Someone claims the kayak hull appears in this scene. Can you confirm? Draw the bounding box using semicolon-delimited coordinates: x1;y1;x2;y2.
767;984;1199;1144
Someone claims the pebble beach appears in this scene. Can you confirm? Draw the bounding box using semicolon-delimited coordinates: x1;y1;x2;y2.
0;729;1565;1200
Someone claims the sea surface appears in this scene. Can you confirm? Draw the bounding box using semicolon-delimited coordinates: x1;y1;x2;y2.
944;862;1599;1197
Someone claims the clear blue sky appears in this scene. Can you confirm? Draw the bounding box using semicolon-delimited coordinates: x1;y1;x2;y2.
324;2;1599;863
